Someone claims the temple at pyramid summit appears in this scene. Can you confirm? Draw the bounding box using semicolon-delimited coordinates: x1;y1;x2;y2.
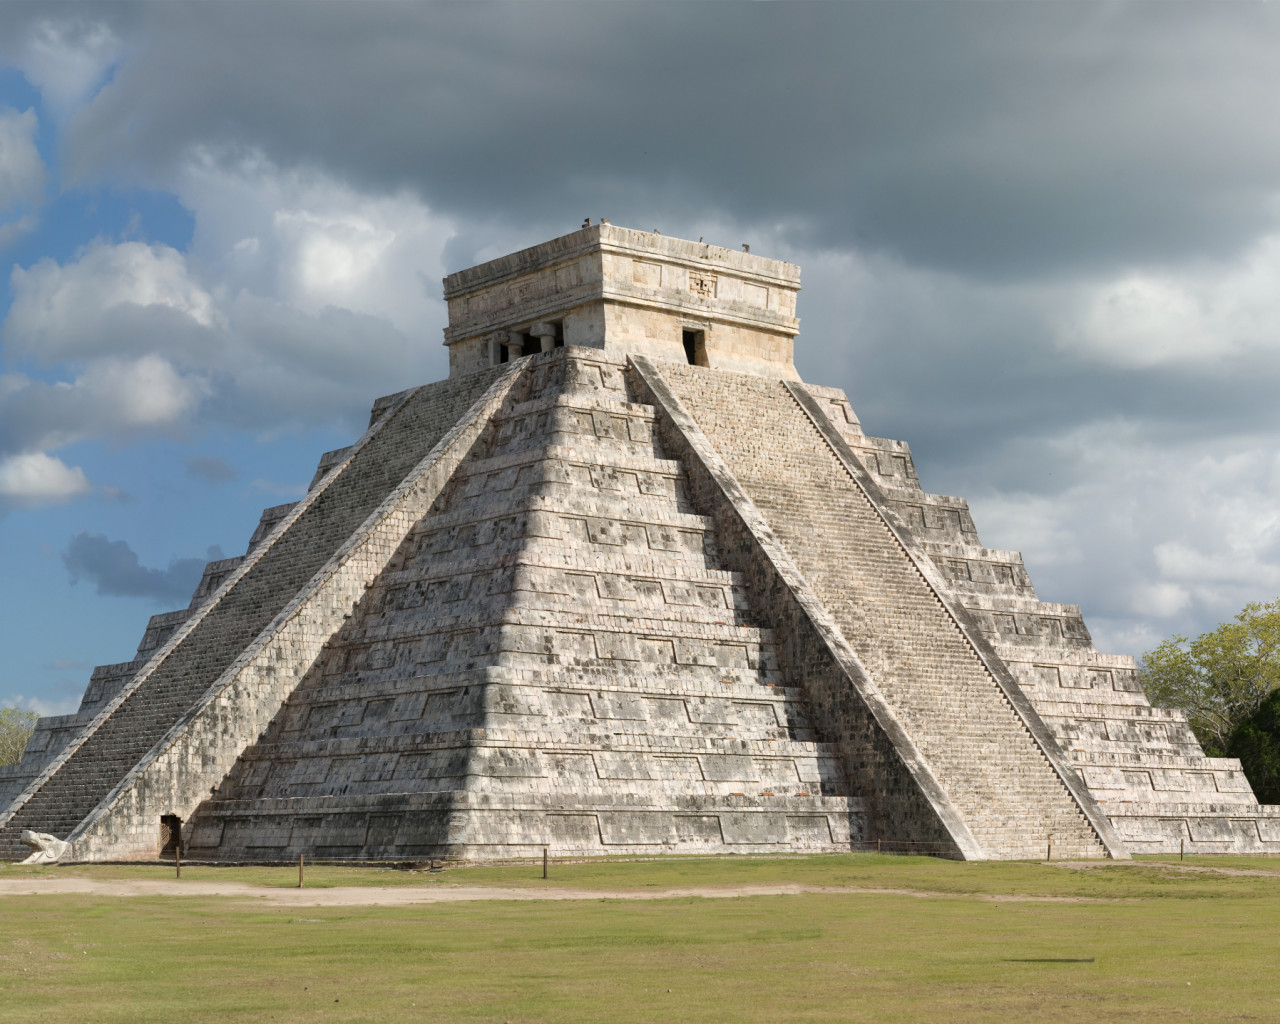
5;223;1279;863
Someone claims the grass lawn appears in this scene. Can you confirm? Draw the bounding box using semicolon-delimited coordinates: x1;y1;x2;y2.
1;854;1277;1023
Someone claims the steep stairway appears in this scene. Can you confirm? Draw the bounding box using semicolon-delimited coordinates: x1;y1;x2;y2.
810;379;1280;854
0;369;503;858
654;362;1110;860
185;348;863;860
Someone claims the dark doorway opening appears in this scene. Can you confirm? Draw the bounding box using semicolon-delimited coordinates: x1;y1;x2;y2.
499;343;509;363
159;814;182;858
682;329;707;366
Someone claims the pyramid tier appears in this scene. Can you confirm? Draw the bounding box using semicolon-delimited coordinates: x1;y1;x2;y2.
653;361;1113;860
183;349;867;860
815;384;1280;854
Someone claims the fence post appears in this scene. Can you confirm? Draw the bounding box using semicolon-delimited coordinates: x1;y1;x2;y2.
1180;838;1184;861
298;852;305;889
542;847;548;879
876;838;881;854
1046;837;1052;861
175;843;181;880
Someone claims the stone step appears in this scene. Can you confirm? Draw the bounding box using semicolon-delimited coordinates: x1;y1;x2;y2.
388;542;739;585
409;491;717;538
1104;800;1280;818
501;390;658;422
1055;738;1205;758
188;799;863;859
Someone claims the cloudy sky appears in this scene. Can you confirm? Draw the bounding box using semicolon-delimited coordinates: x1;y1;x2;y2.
3;2;1280;714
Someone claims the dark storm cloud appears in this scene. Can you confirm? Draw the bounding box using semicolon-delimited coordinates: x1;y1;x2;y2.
839;314;1280;495
5;2;1280;653
8;2;1280;279
62;531;217;603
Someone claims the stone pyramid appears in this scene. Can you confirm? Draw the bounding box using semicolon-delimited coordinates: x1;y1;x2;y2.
4;225;1278;862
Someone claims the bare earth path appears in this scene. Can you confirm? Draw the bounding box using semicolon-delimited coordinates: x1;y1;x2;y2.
0;875;1103;905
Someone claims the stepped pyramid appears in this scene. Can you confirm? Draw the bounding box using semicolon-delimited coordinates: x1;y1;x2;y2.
4;224;1279;861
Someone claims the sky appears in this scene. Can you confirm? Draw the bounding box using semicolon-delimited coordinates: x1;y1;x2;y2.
3;2;1280;715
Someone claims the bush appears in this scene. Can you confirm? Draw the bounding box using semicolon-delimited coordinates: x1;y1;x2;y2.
1227;688;1280;804
0;707;40;766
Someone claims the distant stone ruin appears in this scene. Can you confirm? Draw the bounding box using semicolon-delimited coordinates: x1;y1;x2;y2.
3;224;1276;862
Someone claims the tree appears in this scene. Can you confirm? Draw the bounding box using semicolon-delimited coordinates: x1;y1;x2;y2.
0;707;40;766
1227;688;1280;804
1140;599;1280;756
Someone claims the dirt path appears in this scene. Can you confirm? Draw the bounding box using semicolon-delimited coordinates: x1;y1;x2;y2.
1056;860;1280;878
0;877;1102;905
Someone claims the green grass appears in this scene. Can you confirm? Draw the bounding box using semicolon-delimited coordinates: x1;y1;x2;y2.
9;851;1280;898
3;854;1280;1022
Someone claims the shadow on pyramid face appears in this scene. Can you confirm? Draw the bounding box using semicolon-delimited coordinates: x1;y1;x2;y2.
176;346;866;862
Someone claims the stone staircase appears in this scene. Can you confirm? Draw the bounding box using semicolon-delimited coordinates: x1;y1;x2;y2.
12;343;1273;862
810;380;1280;855
0;555;246;809
0;369;504;858
184;348;863;860
654;362;1111;860
0;499;337;814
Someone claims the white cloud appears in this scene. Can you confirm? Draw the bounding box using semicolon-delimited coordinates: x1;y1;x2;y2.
967;427;1280;655
1064;228;1280;368
1129;581;1192;619
2;690;80;717
77;355;207;432
3;152;455;417
0;357;208;459
0;213;37;250
0;107;45;213
5;240;223;362
177;148;455;335
0;151;460;507
4;152;455;379
15;19;121;118
0;451;91;508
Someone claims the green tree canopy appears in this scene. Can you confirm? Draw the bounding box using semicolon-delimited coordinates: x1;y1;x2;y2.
0;707;40;766
1227;688;1280;804
1140;599;1280;756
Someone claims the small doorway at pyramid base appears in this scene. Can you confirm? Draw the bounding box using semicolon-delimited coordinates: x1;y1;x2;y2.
159;814;182;859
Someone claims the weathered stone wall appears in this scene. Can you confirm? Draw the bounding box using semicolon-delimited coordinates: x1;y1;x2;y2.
806;378;1280;854
0;365;511;859
648;359;1118;860
444;225;801;380
630;357;969;856
183;348;864;861
64;365;523;861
